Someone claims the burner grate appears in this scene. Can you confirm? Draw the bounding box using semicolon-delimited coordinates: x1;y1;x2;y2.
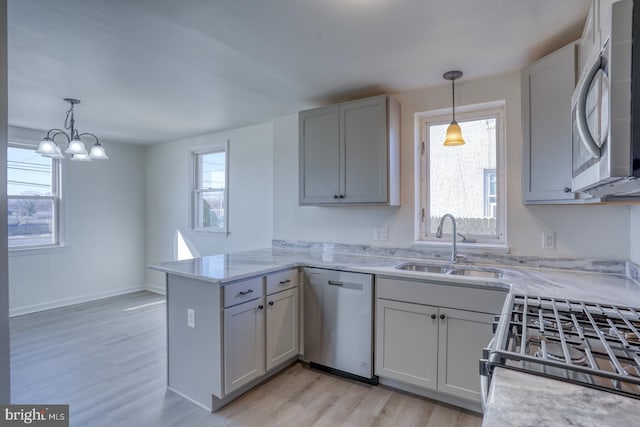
486;294;640;398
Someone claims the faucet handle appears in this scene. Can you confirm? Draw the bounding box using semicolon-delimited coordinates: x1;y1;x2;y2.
457;232;476;243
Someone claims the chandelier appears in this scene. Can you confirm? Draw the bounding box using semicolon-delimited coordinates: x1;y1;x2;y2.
36;98;108;161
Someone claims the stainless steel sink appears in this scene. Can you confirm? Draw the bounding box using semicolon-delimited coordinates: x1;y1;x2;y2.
395;263;451;274
394;262;503;278
447;268;503;278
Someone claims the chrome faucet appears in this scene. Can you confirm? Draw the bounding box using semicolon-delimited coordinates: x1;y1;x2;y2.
435;214;465;264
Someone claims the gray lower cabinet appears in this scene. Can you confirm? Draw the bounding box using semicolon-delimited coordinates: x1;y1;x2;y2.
375;277;505;405
224;298;265;395
437;308;494;401
299;95;400;205
376;299;439;390
522;41;579;203
166;269;299;411
265;287;299;371
376;299;493;402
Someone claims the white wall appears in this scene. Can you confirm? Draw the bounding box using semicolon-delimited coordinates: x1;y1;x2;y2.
631;206;640;264
8;127;146;316
145;122;274;290
273;72;631;259
0;0;10;403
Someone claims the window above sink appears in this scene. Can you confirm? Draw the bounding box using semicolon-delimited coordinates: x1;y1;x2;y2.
415;101;507;247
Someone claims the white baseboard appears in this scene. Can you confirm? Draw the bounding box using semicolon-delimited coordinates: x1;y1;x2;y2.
145;283;166;295
9;285;147;317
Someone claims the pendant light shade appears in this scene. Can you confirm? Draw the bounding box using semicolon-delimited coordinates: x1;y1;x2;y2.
89;142;109;159
443;70;465;146
36;137;58;154
43;145;64;159
66;137;88;155
71;152;92;162
443;120;465;146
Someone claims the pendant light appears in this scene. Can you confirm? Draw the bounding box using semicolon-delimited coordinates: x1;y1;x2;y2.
442;70;465;146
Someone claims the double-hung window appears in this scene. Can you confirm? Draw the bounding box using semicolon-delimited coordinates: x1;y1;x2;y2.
416;102;506;245
7;143;61;249
192;143;228;234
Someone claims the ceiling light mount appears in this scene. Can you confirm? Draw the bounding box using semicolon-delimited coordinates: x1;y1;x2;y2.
36;98;108;161
442;70;465;146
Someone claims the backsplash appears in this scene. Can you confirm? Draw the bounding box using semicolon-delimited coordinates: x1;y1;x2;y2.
272;240;627;275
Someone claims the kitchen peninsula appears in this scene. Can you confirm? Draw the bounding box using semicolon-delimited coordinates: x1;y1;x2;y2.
149;243;640;426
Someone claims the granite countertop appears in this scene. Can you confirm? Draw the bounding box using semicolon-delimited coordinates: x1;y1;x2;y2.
148;247;640;306
483;368;640;427
147;246;640;426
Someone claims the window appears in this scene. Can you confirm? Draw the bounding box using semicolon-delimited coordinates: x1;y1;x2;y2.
417;102;505;244
192;144;228;234
7;144;61;248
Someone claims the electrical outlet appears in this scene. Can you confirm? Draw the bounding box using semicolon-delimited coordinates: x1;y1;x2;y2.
374;227;388;241
187;308;195;328
542;232;556;249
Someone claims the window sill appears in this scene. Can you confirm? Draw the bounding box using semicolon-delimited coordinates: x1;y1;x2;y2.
191;228;229;237
9;244;69;257
413;240;509;253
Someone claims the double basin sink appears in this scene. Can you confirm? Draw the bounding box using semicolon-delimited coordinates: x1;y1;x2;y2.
395;262;503;279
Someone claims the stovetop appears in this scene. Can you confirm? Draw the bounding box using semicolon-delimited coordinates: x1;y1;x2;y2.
484;294;640;399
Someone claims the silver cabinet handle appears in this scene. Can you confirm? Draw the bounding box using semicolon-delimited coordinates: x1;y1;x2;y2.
279;279;291;285
238;289;254;296
327;280;344;287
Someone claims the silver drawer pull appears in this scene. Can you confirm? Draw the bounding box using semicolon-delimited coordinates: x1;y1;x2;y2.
238;289;254;296
279;279;291;285
327;280;344;287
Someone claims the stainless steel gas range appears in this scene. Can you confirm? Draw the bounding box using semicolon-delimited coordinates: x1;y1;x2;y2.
480;294;640;408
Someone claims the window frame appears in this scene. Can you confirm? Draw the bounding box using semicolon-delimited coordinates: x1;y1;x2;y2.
7;142;63;251
190;140;229;236
415;101;507;246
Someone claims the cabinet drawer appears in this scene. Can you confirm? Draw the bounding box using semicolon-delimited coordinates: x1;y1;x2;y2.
223;276;263;308
377;277;506;314
266;269;298;295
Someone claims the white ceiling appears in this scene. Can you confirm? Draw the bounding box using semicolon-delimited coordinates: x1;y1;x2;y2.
8;0;590;145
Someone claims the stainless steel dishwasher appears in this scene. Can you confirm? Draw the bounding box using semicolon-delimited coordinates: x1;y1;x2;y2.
303;267;376;383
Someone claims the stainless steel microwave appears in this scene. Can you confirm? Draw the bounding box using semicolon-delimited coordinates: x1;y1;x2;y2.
571;0;640;197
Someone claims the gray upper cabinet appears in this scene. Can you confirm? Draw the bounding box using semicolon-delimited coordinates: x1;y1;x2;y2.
522;42;579;203
298;106;340;204
299;95;400;205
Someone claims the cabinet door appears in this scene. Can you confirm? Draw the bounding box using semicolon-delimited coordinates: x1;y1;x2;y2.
224;298;265;395
437;308;494;402
266;288;299;371
522;42;578;203
375;298;439;390
299;106;340;204
340;96;388;203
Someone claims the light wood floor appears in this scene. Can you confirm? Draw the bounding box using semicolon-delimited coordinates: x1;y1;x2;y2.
10;291;482;427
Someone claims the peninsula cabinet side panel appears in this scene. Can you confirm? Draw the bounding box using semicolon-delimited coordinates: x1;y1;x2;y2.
167;274;222;410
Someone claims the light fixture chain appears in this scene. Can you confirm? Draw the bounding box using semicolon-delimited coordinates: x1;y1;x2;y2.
452;79;456;122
